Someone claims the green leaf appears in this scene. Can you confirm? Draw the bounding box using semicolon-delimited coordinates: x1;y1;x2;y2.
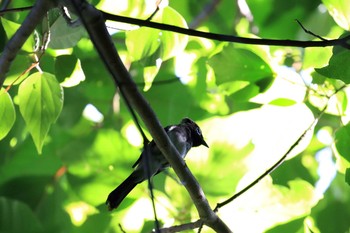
322;0;350;30
265;217;305;233
55;55;85;87
2;55;31;86
195;142;252;197
0;146;62;185
73;213;111;233
143;65;159;91
125;7;188;61
269;98;297;106
208;44;274;86
35;183;73;232
0;197;44;233
143;76;207;123
346;168;350;186
335;123;350;163
18;72;63;153
228;83;260;101
0;89;16;140
315;51;350;83
0;176;52;209
126;26;161;61
156;7;188;60
1;18;35;52
48;15;86;49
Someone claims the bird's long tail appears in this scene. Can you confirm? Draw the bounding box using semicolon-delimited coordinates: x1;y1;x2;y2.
106;172;140;210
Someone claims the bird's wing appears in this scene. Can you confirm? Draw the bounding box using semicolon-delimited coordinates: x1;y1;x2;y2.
167;125;191;158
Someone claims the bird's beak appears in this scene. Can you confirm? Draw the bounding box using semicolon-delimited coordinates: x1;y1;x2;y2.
202;139;209;148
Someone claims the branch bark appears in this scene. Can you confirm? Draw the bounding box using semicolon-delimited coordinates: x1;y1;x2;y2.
0;0;55;88
68;0;231;232
156;220;203;233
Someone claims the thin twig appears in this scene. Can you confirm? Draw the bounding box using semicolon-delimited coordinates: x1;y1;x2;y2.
144;144;160;232
214;116;318;211
296;19;327;41
4;62;38;92
0;6;33;15
146;0;162;21
102;12;350;49
0;0;55;88
118;223;127;233
214;84;348;212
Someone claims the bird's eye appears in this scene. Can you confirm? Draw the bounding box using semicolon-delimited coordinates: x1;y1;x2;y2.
196;127;202;136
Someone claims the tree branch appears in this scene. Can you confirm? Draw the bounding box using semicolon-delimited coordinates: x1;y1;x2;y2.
0;6;33;15
214;116;318;211
155;220;203;233
214;84;348;211
102;12;350;49
68;0;231;232
296;19;327;41
0;0;55;88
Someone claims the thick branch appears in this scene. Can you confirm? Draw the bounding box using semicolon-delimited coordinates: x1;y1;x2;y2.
0;0;55;88
69;0;231;232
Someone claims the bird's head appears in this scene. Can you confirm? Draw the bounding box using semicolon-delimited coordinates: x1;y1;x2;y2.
181;118;209;148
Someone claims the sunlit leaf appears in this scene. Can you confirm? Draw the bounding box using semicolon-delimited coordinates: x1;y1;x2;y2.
156;7;188;60
334;123;350;163
208;44;274;87
246;0;307;39
2;55;31;86
55;55;85;87
0;89;15;140
1;18;35;52
74;213;111;233
315;51;350;83
64;129;139;205
265;217;305;233
126;27;161;61
224;177;319;232
97;0;160;18
227;84;260;101
303;46;332;69
193;142;253;197
125;6;188;61
18;72;63;153
269;98;297;106
322;0;350;30
143;65;159;91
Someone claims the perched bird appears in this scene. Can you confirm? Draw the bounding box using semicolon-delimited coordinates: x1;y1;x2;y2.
106;118;208;211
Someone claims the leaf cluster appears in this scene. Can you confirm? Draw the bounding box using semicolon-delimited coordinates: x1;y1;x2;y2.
1;0;350;232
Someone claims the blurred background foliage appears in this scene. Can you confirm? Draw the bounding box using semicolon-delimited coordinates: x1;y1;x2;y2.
1;0;350;232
